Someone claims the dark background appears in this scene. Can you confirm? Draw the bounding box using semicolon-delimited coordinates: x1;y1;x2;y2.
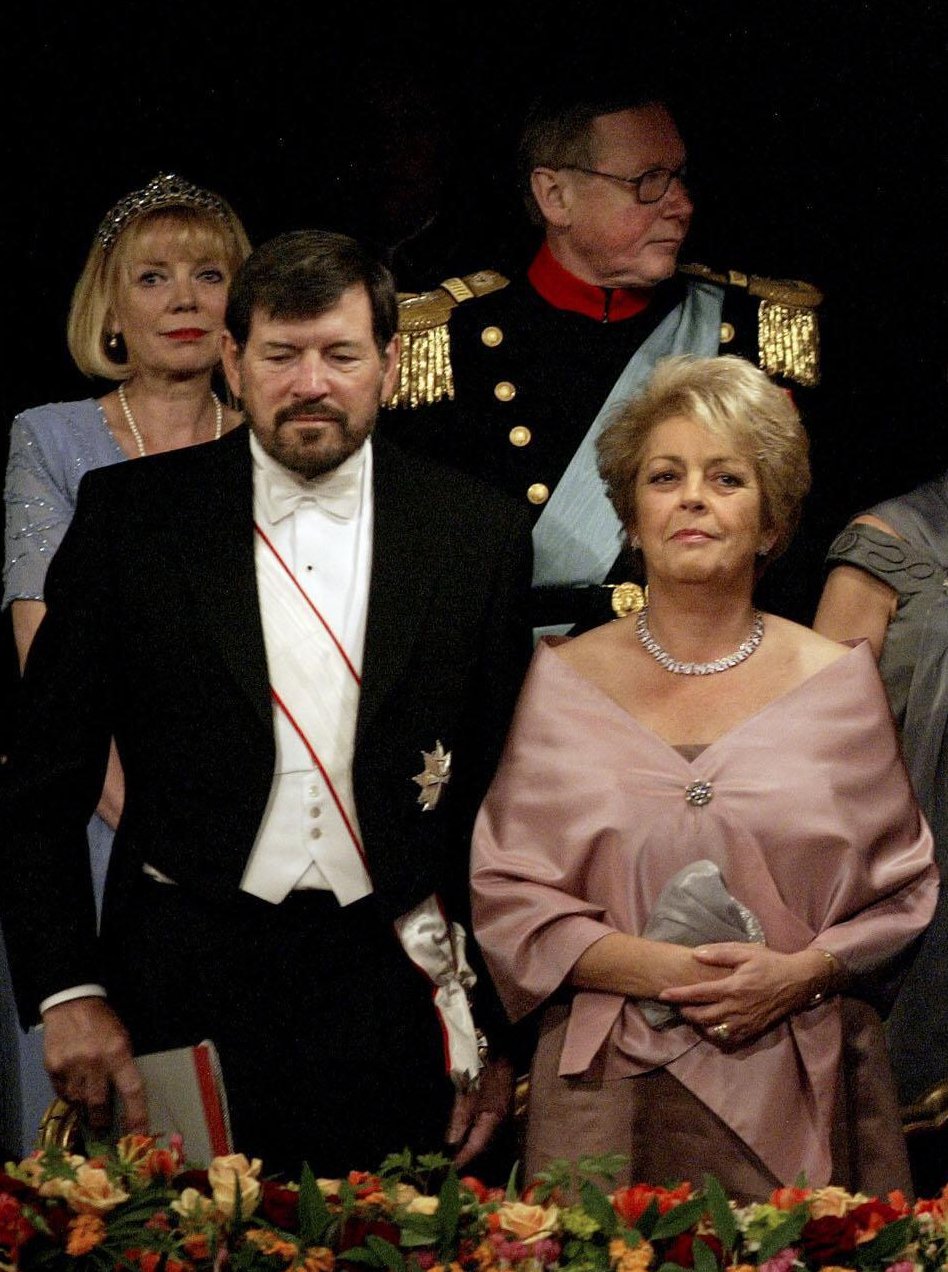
2;0;946;714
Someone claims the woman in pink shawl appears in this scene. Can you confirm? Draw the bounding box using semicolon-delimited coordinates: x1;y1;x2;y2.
471;355;937;1200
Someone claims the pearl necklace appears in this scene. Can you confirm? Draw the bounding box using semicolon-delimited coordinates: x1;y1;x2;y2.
636;606;765;675
118;382;223;458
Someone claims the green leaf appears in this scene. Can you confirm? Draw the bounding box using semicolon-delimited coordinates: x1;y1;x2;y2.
437;1167;461;1257
400;1214;439;1240
340;1249;384;1266
379;1150;415;1179
656;1263;691;1272
851;1216;913;1265
576;1153;629;1184
756;1207;809;1262
692;1237;718;1272
398;1227;442;1248
505;1159;520;1200
703;1174;736;1251
299;1162;334;1245
635;1197;660;1239
651;1195;708;1239
366;1235;407;1272
580;1179;618;1237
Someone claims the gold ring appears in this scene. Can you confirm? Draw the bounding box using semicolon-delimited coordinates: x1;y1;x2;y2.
710;1022;730;1042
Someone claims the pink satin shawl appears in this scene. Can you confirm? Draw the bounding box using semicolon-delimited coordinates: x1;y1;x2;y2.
471;639;937;1185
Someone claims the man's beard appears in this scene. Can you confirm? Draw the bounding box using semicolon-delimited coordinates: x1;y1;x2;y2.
251;399;376;479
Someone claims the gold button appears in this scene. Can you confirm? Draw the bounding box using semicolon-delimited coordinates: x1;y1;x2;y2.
494;380;516;402
527;482;549;505
509;426;532;447
719;321;735;344
481;325;503;347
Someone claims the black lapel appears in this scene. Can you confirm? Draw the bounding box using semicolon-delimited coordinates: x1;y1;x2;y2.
356;436;440;743
181;427;272;732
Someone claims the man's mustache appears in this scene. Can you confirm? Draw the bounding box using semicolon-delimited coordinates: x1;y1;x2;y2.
274;400;348;428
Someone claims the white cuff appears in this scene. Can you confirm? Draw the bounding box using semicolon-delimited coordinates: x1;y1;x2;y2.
394;894;482;1091
39;984;108;1019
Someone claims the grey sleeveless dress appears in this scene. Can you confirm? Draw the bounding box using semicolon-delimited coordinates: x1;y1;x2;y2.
826;473;948;1104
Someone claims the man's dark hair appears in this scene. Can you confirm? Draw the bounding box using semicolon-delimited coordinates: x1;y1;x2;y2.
225;229;398;353
518;85;675;225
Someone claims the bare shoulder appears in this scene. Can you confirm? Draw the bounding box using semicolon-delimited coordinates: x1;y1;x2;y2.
851;513;902;540
550;620;629;674
764;613;851;676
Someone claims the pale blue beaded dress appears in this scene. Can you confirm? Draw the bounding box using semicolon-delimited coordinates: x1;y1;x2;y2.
2;399;126;1155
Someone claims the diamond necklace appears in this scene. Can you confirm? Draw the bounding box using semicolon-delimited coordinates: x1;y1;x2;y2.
117;382;223;458
635;605;765;675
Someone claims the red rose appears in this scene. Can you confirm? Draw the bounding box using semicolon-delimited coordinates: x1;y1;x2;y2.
261;1180;301;1230
664;1233;722;1269
800;1213;859;1263
341;1217;401;1251
347;1172;383;1199
145;1149;178;1183
460;1176;490;1203
0;1192;36;1254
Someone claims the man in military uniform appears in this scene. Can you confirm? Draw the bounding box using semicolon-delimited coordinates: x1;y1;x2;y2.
383;89;822;630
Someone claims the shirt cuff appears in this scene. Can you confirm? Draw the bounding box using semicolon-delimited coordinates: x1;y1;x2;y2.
39;985;108;1018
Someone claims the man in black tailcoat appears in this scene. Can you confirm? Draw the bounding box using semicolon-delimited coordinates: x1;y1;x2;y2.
0;230;532;1178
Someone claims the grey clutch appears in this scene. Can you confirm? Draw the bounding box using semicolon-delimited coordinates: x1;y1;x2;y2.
639;859;765;1027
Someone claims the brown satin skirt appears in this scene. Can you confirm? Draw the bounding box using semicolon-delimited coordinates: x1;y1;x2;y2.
525;998;912;1202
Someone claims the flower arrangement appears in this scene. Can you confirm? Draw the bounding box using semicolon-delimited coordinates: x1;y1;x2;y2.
1;1140;947;1271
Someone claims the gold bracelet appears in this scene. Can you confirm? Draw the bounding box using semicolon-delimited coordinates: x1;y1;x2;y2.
807;948;840;1008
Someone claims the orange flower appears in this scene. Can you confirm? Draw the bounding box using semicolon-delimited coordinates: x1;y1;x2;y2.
116;1134;157;1169
144;1148;178;1183
182;1231;212;1261
300;1246;335;1272
916;1184;948;1222
300;1248;334;1272
66;1164;131;1215
245;1227;299;1260
609;1236;654;1272
769;1185;811;1210
495;1201;559;1243
65;1214;107;1256
612;1182;692;1227
471;1240;498;1270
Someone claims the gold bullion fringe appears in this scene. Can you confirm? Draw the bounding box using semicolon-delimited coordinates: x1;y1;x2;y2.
758;301;821;388
389;324;455;408
385;270;509;408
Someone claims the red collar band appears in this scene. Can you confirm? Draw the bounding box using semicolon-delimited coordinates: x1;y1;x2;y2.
527;242;651;321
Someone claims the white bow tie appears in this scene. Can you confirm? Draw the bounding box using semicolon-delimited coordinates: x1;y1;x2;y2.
261;465;362;523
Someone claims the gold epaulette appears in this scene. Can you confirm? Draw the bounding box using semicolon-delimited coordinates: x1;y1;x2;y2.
679;262;823;388
386;269;510;408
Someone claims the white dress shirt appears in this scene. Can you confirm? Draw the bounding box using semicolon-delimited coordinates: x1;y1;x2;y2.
241;433;374;903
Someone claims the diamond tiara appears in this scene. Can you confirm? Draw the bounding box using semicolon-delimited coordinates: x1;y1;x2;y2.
95;173;232;251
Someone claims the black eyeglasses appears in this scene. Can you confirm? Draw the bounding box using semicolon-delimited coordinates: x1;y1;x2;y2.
562;161;688;204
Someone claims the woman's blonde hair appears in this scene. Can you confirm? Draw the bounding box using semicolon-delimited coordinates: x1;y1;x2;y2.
597;354;811;563
67;197;250;380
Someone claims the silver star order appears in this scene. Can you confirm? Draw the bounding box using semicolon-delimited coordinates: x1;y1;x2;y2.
412;741;452;812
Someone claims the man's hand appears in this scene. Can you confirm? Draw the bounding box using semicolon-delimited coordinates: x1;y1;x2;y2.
445;1055;514;1168
42;997;148;1134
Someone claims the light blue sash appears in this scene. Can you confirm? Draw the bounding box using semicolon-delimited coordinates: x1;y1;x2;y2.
532;280;724;587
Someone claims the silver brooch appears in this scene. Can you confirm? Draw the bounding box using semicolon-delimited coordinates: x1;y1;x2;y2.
412;741;452;812
685;781;714;807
